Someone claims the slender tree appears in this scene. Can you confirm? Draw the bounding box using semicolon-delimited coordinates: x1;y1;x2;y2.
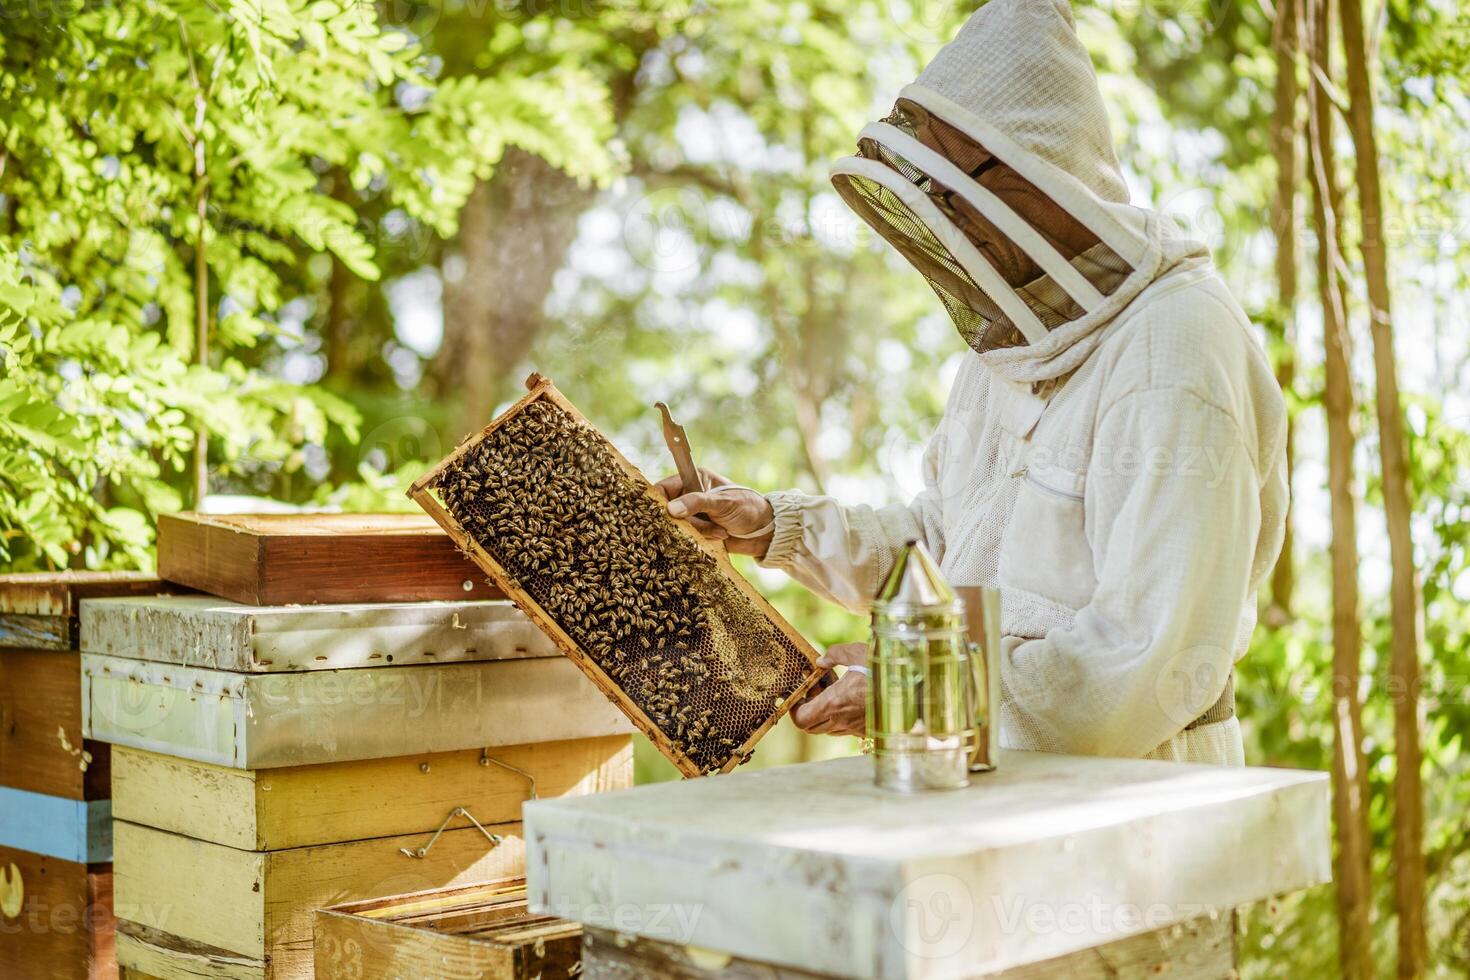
428;10;652;440
325;171;361;386
179;26;214;509
1306;0;1374;975
1338;0;1427;973
1269;0;1303;619
435;151;600;439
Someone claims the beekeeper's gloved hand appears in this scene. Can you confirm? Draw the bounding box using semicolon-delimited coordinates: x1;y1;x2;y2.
658;468;776;557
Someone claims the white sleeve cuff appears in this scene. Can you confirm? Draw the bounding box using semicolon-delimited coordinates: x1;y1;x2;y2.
757;490;807;570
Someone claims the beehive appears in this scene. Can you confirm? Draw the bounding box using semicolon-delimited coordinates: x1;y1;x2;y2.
410;374;826;777
0;572;170;980
109;737;630;979
79;589;635;979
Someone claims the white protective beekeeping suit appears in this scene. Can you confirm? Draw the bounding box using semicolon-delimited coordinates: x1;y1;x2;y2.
759;0;1288;766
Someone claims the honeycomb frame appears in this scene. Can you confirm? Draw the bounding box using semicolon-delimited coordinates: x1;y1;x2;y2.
410;373;826;777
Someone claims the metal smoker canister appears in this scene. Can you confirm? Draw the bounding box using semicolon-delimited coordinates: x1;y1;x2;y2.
868;540;978;792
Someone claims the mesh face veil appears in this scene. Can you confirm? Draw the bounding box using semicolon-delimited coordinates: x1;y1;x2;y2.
831;97;1135;355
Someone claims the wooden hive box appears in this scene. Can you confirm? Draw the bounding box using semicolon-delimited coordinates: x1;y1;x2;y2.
113;818;526;979
1;572;180;799
314;878;580;980
80;653;632;769
0;843;116;980
0;649;113;813
80;594;560;672
156;512;503;606
111;737;632;979
110;736;632;851
410;374;826;777
0;571;176;651
1;572;177;980
78;594;632;768
525;752;1332;979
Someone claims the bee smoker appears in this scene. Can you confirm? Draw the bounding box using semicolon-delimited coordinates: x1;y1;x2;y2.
868;540;1001;792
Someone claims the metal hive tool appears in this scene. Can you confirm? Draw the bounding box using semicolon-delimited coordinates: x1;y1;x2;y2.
410;374;826;777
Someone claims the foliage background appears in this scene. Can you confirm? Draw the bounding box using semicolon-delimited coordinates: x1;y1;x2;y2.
2;0;1467;973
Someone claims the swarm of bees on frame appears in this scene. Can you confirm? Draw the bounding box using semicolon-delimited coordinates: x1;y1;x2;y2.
434;398;813;774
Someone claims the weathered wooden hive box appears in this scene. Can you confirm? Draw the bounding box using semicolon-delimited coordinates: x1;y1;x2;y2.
314;877;581;980
82;517;635;980
525;752;1333;980
1;571;178;980
411;374;827;777
155;511;502;605
79;596;626;767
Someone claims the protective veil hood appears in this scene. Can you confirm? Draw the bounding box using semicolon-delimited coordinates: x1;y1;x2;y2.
831;0;1207;384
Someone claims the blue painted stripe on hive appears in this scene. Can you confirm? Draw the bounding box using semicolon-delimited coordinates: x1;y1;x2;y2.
0;786;112;862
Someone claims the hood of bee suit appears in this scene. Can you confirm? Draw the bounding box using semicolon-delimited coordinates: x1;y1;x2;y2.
830;0;1208;384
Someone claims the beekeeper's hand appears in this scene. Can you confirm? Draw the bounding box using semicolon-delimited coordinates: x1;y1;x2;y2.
658;468;775;558
790;642;869;737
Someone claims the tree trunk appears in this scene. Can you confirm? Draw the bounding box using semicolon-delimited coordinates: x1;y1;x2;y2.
187;50;209;510
1268;0;1303;620
192;180;209;509
325;170;357;385
1339;0;1426;974
432;149;597;441
325;254;354;384
1306;1;1374;977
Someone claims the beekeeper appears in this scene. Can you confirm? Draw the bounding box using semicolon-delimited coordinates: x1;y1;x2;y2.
660;0;1286;766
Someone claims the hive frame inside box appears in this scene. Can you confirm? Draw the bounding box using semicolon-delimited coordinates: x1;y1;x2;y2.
410;373;826;778
315;877;581;979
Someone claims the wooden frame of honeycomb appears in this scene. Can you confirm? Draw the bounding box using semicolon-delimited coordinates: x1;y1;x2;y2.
410;373;826;777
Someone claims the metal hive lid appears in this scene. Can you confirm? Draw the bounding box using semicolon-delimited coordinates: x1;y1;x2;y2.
873;539;962;617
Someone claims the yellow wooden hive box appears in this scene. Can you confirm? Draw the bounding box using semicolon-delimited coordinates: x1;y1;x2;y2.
111;736;630;979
